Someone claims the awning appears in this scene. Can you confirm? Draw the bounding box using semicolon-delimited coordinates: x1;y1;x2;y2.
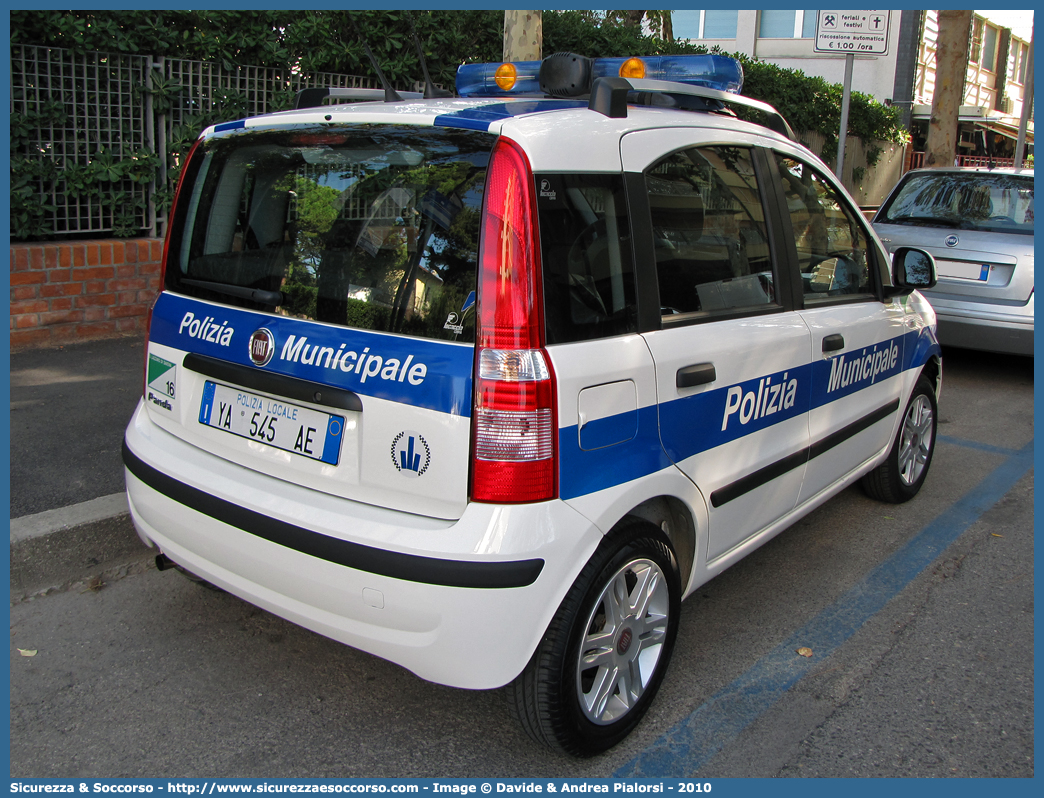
974;121;1028;141
911;104;1033;142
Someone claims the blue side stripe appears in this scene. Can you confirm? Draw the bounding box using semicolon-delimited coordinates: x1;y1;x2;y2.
559;329;940;500
579;409;638;450
904;323;943;372
560;406;672;500
213;120;246;132
660;363;811;465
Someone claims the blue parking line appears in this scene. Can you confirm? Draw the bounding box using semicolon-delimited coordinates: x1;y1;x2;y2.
616;438;1034;778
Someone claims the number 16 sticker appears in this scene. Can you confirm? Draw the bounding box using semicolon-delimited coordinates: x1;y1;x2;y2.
147;353;178;413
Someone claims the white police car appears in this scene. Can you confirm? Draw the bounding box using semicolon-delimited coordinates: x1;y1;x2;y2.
123;52;942;755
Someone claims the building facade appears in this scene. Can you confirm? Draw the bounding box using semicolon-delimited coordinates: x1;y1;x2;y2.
673;9;1033;167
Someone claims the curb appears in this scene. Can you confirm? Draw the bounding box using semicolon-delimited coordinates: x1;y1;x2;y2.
10;493;153;598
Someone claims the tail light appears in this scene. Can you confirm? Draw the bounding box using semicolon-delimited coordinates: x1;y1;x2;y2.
143;137;203;397
470;138;558;503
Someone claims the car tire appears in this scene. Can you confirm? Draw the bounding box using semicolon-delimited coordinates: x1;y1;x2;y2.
861;375;937;503
507;519;681;756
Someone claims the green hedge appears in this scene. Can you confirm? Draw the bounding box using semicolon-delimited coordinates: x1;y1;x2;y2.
12;9;908;155
11;10;906;240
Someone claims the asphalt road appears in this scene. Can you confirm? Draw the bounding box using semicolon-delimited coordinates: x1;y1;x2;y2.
8;346;1034;778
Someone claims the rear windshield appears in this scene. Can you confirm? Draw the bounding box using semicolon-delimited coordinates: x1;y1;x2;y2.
877;171;1034;235
168;125;493;343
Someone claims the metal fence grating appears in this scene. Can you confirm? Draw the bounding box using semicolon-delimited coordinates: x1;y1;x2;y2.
11;44;153;236
161;58;376;127
11;44;374;240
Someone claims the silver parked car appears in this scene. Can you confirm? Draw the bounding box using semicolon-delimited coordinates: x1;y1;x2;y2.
873;167;1033;356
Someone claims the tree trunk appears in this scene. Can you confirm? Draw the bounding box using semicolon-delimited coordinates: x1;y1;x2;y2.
925;10;973;167
645;11;673;40
503;10;542;62
624;11;647;29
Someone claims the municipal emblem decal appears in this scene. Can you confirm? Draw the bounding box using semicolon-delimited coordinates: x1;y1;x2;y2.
248;328;275;367
443;291;476;335
443;311;464;335
391;431;430;477
945;235;960;248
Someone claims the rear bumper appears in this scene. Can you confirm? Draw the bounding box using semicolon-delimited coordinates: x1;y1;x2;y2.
929;298;1034;356
123;401;602;689
936;315;1033;356
922;290;1033;356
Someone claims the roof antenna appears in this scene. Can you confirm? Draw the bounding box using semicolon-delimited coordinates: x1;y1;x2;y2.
347;14;403;103
407;14;454;99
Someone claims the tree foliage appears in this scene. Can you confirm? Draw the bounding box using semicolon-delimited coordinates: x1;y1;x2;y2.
10;9;505;86
738;54;907;164
10;9;906;240
11;8;905;153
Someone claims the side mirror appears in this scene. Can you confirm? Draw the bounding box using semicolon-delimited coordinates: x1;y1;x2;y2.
890;247;937;294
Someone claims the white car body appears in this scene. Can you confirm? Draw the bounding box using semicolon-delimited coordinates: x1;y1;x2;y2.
124;58;943;754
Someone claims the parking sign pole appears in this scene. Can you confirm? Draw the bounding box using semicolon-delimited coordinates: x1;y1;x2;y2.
836;52;854;178
815;11;891;179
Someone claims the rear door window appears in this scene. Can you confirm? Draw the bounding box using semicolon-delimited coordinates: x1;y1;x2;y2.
646;145;777;317
170;125;493;343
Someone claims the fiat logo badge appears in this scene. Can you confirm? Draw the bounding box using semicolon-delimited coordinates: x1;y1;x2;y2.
617;628;633;655
945;234;960;248
248;328;275;367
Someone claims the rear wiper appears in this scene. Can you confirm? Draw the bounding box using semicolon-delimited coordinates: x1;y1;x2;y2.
181;278;282;306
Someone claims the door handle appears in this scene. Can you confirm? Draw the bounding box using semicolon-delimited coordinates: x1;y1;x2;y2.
822;334;845;353
677;362;716;388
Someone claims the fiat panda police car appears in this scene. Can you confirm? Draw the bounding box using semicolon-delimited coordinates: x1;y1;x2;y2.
123;51;941;756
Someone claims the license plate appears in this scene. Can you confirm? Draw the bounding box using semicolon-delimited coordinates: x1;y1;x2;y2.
198;381;345;465
936;260;990;281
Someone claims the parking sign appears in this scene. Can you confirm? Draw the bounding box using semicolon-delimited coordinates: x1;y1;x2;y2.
815;10;891;55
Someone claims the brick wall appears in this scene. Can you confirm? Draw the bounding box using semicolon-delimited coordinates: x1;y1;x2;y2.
10;238;163;350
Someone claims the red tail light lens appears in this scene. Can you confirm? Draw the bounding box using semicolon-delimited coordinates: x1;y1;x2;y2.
471;138;557;503
477;138;544;351
143;136;203;398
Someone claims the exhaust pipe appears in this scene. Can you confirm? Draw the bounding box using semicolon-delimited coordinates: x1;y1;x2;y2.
154;553;224;592
155;553;177;571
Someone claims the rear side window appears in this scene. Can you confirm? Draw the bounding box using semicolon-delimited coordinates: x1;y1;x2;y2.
169;125;492;343
645;146;776;316
537;174;637;344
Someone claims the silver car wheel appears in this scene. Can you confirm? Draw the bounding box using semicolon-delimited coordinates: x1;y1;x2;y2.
898;393;934;487
575;557;670;725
